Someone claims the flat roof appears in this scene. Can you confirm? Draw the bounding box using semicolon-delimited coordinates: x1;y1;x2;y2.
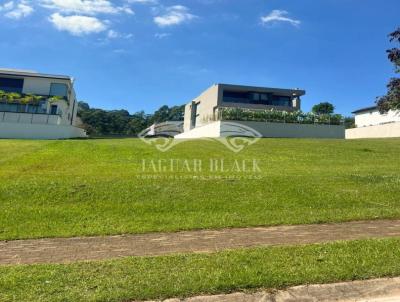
352;106;378;114
0;68;72;81
217;83;306;96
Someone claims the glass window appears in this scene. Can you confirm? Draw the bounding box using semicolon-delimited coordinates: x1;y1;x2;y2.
249;93;259;102
223;90;292;107
0;77;24;93
50;105;58;115
49;83;68;98
0;103;18;112
223;91;249;103
272;96;291;107
260;93;269;102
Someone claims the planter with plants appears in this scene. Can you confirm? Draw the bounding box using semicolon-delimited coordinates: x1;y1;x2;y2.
0;90;67;105
219;107;344;125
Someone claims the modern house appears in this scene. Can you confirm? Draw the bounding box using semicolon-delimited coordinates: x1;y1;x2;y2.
176;83;345;139
346;105;400;139
182;83;304;132
0;69;86;139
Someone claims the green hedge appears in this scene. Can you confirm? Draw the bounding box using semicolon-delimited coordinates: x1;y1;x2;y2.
219;108;343;125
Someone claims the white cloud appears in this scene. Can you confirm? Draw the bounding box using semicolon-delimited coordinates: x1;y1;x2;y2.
0;1;14;11
127;0;158;4
41;0;134;16
107;29;119;38
106;29;133;39
49;13;108;36
0;1;33;19
261;10;300;27
154;32;170;39
154;5;196;27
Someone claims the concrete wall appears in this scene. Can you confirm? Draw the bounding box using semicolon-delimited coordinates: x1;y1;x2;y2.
23;77;69;96
355;109;400;127
230;121;345;139
0;122;87;139
183;85;219;132
176;121;221;139
346;122;400;139
176;121;345;139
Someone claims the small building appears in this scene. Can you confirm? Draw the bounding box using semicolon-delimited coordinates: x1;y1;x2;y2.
140;121;183;137
176;83;345;139
0;68;86;139
346;105;400;139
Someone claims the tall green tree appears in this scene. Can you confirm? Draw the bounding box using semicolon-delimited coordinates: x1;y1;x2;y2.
377;27;400;113
312;102;335;115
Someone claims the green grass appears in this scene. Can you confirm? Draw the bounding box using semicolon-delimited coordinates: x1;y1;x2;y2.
0;138;400;240
1;238;400;302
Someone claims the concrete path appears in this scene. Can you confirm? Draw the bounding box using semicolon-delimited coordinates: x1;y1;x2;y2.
142;277;400;302
1;219;400;265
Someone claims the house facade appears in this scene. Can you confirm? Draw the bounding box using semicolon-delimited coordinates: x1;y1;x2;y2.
177;83;345;139
183;83;305;132
0;69;86;139
346;105;400;139
352;106;400;127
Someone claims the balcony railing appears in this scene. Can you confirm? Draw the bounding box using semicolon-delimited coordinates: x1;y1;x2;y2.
0;111;61;125
200;107;345;126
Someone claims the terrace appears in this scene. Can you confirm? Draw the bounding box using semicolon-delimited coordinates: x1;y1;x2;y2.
0;91;65;125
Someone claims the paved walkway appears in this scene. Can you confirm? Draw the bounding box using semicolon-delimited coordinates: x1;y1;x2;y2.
141;277;400;302
1;219;400;265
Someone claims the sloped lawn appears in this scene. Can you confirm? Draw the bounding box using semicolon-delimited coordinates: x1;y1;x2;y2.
0;138;399;240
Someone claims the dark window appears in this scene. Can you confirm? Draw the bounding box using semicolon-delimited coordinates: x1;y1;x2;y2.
271;95;291;107
223;90;292;107
223;91;250;104
50;105;58;115
191;102;199;127
0;77;24;93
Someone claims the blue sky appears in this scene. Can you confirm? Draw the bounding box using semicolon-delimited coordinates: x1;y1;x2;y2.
0;0;399;115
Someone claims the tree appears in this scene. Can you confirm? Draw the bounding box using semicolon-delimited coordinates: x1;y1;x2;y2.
77;103;184;137
377;27;400;113
78;101;90;113
127;111;151;135
312;102;335;115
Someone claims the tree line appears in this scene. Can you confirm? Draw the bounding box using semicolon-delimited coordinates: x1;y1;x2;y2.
77;102;184;136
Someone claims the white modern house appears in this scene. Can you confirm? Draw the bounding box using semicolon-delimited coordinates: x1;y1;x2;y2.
346;105;400;139
176;84;345;139
0;69;87;139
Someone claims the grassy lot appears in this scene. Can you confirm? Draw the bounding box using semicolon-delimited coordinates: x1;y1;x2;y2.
0;138;399;240
1;238;400;301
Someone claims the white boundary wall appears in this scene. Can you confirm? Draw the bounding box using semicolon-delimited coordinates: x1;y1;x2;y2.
175;121;221;139
176;121;345;139
346;122;400;139
0;122;87;139
232;121;344;139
